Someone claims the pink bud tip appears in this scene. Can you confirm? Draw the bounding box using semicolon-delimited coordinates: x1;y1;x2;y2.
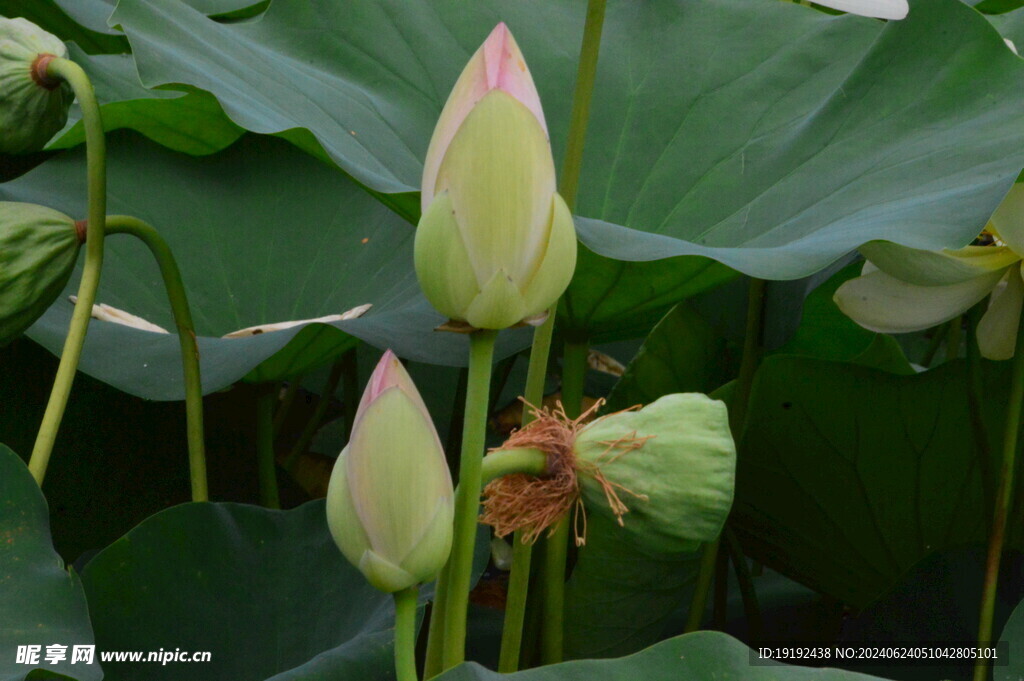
353;350;432;428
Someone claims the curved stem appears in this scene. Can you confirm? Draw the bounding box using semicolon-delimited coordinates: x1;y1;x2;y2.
394;586;420;681
973;306;1024;681
28;58;106;486
105;215;208;501
440;329;497;670
480;448;547;486
256;386;280;509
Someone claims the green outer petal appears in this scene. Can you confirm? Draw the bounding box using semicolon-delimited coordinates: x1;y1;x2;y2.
575;393;736;553
346;387;452;566
520;192;578;317
859;240;1019;286
833;266;1006;334
465;268;526;330
989;183;1024;257
324;445;373;571
978;264;1024;360
359;549;418;593
414;191;480;322
397;496;454;584
437;90;556;286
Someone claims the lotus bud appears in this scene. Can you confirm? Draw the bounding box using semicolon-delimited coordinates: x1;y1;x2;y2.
0;17;72;154
481;394;736;552
415;23;577;330
0;202;81;345
325;350;454;592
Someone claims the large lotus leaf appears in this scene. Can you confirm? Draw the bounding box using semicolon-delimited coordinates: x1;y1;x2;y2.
80;500;398;681
437;631;883;681
52;0;270;35
0;445;100;681
0;131;530;400
733;356;1003;609
47;45;243;156
563;512;703;660
0;0;125;54
108;0;1024;286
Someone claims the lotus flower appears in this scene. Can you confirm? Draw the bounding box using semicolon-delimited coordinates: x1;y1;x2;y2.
0;17;71;154
415;23;577;330
835;184;1024;360
325;350;454;592
812;0;908;20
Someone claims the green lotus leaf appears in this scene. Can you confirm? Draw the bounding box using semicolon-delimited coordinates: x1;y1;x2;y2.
0;444;100;681
0;131;531;400
105;0;1024;313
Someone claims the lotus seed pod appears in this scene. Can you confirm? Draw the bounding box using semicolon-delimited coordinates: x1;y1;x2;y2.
415;23;577;330
0;202;80;345
325;350;454;592
574;393;737;553
0;17;71;154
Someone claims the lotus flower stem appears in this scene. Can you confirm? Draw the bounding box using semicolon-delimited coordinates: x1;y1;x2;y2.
28;58;106;486
340;347;359;439
272;377;304;437
686;277;767;632
393;586;420;681
439;329;497;669
973;306;1024;681
536;338;589;664
499;0;607;668
284;358;345;471
725;531;763;639
104;215;208;502
946;315;963;361
967;302;994;511
480;448;548;486
256;386;280;509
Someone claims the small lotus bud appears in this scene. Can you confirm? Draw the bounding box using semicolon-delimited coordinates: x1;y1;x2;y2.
481;394;736;552
415;23;577;330
0;17;72;154
325;350;454;592
0;202;80;345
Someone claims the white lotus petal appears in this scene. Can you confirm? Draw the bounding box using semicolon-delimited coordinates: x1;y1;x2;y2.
978;266;1024;360
222;304;372;338
813;0;908;19
833;267;1005;334
68;296;169;334
860;240;1019;286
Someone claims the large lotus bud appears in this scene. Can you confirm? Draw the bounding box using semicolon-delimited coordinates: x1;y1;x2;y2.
0;17;72;154
415;23;577;330
481;394;736;553
325;350;454;592
0;202;81;345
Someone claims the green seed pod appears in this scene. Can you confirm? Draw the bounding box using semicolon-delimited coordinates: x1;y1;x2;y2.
0;17;72;154
574;393;736;553
0;202;81;345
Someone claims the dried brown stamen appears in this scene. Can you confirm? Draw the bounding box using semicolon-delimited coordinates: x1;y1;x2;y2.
480;398;650;546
